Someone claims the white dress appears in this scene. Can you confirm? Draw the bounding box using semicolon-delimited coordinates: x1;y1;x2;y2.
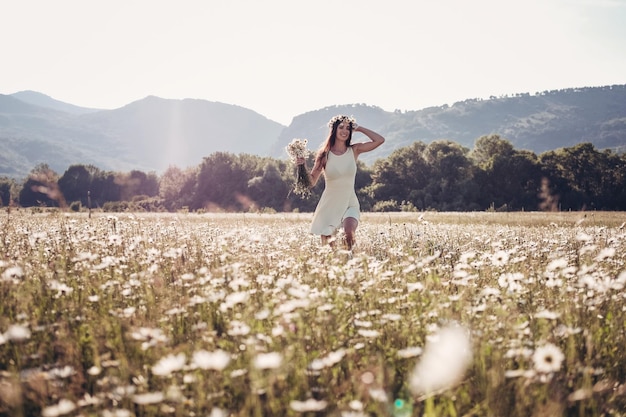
310;147;360;236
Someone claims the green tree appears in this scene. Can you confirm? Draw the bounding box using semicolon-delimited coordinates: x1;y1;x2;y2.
471;135;542;210
354;161;375;211
599;150;626;209
18;163;63;207
504;150;543;210
0;177;17;207
194;152;251;211
90;171;121;208
247;162;290;211
539;143;616;210
366;142;430;209
422;140;477;210
159;165;198;211
470;134;514;167
118;170;159;201
58;164;102;206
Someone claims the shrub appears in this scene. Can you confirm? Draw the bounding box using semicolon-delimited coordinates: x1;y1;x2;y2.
372;199;399;212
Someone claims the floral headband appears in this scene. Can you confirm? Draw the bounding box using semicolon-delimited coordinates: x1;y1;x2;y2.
328;115;357;129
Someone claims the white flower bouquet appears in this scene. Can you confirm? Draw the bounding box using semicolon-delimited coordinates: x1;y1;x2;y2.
285;138;312;198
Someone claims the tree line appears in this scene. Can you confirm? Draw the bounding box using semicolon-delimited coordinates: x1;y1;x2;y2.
1;135;625;212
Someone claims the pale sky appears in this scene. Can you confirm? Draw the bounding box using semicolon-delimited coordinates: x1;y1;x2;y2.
2;0;625;125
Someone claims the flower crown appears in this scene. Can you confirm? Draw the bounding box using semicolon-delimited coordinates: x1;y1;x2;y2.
328;115;357;129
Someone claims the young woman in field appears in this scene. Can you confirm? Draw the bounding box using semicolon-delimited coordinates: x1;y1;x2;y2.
297;115;385;250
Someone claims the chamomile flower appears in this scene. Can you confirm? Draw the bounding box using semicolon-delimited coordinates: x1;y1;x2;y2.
490;250;510;266
532;343;565;373
253;352;282;370
290;398;328;412
1;266;24;283
327;114;357;128
132;392;165;405
595;247;616;261
409;324;472;396
192;349;231;371
152;353;186;377
41;399;76;417
4;324;31;342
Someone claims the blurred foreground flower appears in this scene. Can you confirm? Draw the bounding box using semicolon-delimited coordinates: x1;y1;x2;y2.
41;399;76;417
408;324;472;397
192;349;231;371
4;324;31;342
308;348;346;371
290;398;328;412
253;352;282;369
152;353;186;376
532;343;564;373
132;391;165;405
209;407;229;417
1;266;24;283
131;327;169;350
397;346;423;359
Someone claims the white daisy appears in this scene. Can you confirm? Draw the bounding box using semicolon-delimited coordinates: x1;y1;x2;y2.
357;329;380;338
1;266;24;283
490;250;510;266
409;324;472;396
132;391;165;404
253;352;282;370
534;310;560;320
192;349;231;371
397;346;423;359
209;407;229;417
595;247;616;261
532;343;565;373
152;353;186;376
41;399;76;417
546;258;568;271
290;398;328;412
4;324;31;342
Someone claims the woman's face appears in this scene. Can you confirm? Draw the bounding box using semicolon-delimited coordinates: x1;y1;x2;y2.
335;121;351;142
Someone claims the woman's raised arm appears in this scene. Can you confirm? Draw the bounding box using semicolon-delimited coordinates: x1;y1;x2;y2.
352;126;385;158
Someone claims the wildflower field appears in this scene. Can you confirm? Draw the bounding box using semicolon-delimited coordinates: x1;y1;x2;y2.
1;210;625;417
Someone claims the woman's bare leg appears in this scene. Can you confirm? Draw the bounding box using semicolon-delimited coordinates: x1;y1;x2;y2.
343;217;358;250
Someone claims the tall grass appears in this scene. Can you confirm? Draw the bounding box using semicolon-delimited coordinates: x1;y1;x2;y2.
0;210;625;416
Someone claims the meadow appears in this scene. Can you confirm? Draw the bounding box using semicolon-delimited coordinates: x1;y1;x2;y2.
0;209;625;417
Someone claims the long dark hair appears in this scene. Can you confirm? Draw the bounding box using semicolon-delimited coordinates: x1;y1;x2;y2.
315;116;355;168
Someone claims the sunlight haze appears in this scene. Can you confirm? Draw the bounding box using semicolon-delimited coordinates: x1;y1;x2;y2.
2;0;625;125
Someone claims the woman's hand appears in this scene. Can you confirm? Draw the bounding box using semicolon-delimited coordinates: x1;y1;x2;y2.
296;156;306;165
351;126;385;158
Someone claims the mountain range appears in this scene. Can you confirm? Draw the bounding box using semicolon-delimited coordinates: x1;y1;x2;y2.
1;85;625;179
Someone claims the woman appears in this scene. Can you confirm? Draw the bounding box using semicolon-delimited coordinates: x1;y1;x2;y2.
297;115;385;249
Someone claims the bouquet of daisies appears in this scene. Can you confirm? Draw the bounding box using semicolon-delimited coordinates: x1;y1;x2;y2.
286;138;312;197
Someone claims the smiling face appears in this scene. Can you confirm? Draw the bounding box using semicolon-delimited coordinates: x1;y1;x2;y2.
336;121;352;142
324;115;354;153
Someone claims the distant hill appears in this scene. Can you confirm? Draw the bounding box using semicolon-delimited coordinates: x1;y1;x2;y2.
271;85;626;165
11;90;101;115
0;94;285;178
271;104;391;159
1;85;625;178
395;86;626;155
0;94;123;178
76;96;284;171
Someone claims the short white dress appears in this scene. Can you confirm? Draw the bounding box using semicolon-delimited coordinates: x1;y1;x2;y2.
310;147;360;236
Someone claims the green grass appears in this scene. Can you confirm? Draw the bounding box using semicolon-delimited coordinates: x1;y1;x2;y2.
0;210;625;416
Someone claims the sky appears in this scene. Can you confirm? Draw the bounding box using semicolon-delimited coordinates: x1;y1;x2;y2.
2;0;626;125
